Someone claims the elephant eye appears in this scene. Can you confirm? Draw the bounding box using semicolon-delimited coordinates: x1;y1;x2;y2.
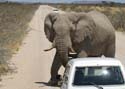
86;25;89;28
86;25;91;30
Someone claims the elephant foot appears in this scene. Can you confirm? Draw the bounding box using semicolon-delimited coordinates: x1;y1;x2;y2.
48;79;58;86
48;75;62;86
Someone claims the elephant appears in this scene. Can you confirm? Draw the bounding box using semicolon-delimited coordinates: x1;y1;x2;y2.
44;11;116;86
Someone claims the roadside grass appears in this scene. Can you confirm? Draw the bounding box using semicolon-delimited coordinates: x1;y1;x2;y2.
54;5;125;31
0;3;39;76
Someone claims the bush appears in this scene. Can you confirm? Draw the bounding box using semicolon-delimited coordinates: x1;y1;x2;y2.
55;5;125;31
0;3;39;76
111;9;125;31
0;48;12;75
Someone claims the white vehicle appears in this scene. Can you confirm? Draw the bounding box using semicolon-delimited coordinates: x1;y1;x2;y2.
61;58;125;89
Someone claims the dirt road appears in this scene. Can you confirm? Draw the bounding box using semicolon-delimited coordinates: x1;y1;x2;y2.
0;5;125;89
116;31;125;65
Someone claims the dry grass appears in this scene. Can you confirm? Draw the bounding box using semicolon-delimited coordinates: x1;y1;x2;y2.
54;5;125;31
0;3;39;76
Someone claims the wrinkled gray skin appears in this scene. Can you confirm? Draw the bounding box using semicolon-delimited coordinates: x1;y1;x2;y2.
44;11;115;85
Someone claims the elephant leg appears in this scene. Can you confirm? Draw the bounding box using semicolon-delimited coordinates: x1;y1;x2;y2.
78;51;88;57
49;52;62;86
104;43;115;58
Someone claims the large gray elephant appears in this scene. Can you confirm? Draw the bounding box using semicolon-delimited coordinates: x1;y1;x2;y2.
44;11;115;85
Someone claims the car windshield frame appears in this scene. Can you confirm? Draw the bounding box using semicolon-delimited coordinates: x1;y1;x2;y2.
72;66;125;86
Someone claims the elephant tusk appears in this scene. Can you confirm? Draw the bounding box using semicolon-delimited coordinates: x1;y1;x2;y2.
69;47;77;54
44;41;55;52
44;47;54;52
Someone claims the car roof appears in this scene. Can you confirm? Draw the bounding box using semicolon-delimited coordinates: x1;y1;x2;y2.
68;57;122;67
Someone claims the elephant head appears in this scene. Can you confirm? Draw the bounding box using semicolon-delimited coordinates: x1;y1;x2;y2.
44;12;97;66
44;12;77;66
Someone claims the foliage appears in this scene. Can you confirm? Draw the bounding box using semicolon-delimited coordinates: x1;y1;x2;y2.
0;3;39;76
55;5;125;31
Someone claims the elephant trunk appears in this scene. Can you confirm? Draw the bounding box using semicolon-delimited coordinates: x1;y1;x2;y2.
44;36;76;67
55;38;69;67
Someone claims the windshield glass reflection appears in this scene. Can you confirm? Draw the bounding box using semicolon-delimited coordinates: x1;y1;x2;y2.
73;66;124;85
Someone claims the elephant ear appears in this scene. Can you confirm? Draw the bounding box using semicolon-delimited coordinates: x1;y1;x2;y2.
44;13;58;42
73;13;96;43
86;14;97;40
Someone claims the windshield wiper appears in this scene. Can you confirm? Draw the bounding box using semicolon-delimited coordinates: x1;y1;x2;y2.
74;81;103;89
88;82;103;89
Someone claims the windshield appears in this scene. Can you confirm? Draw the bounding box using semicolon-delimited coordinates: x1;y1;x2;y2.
73;66;124;85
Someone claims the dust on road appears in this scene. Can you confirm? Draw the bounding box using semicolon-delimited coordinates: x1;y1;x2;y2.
0;5;125;89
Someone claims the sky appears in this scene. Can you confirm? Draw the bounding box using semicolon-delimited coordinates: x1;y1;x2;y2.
8;0;125;3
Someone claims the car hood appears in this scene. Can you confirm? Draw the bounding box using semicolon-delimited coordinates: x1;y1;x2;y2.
70;85;125;89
